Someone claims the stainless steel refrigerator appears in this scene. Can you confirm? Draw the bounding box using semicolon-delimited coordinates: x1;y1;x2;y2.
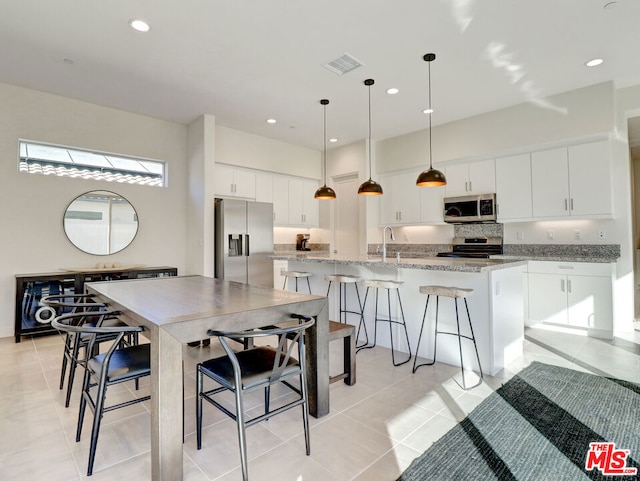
214;198;274;287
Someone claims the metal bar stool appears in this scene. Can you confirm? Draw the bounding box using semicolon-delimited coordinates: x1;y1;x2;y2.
325;274;362;325
357;279;411;366
282;270;312;293
413;285;483;390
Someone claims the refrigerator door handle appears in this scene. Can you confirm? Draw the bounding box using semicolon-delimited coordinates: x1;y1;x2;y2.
244;234;250;256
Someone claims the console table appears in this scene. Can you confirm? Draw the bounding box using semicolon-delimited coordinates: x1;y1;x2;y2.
14;266;178;342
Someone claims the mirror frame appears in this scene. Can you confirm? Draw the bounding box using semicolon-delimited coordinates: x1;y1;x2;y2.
63;190;139;256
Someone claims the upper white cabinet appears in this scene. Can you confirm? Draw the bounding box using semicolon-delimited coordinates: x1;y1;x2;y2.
379;171;421;225
288;178;319;227
567;141;613;217
272;176;289;226
445;159;495;197
495;153;533;221
255;172;273;204
531;140;612;218
420;183;446;224
214;164;256;199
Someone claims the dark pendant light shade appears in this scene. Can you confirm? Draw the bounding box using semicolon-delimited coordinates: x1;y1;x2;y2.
416;53;447;188
314;99;336;200
358;79;383;196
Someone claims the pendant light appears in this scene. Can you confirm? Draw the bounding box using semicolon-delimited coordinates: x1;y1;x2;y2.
358;79;383;196
314;99;336;200
416;53;447;187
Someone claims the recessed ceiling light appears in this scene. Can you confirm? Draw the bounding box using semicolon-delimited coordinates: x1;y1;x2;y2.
386;88;399;95
422;108;434;114
266;118;277;124
585;58;604;67
129;19;150;32
329;138;338;143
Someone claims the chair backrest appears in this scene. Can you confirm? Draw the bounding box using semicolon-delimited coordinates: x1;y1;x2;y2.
52;311;144;368
37;293;106;324
207;315;315;384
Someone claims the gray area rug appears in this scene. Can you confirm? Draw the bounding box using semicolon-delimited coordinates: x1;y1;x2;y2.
398;362;640;480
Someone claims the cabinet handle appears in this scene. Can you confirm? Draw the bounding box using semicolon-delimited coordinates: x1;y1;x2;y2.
558;265;574;270
561;279;565;292
399;211;402;221
469;181;472;192
567;279;572;293
465;181;469;192
230;183;234;193
564;199;568;211
570;198;574;211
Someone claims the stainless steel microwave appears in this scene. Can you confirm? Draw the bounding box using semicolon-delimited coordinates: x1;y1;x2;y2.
443;193;497;223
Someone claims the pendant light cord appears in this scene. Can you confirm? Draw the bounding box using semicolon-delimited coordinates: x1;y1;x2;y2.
323;101;327;185
428;60;433;170
368;81;373;180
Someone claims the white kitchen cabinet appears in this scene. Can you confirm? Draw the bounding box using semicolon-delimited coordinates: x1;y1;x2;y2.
567;141;613;217
531;141;612;219
255;172;273;204
419;183;445;223
495;153;533;221
272;175;289;226
527;261;613;339
214;164;256;199
445;159;495;197
379;171;421;225
288;178;319;226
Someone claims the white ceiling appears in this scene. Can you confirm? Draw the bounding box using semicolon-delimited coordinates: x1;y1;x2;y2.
2;0;640;153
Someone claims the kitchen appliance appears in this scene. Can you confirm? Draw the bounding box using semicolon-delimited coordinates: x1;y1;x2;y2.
443;193;497;223
296;233;310;251
437;237;503;259
214;198;274;287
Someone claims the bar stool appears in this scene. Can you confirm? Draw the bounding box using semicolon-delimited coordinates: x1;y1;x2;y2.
413;285;483;390
325;274;362;325
357;279;411;366
282;270;312;293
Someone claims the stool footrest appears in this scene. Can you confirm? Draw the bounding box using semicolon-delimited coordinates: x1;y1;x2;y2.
328;321;356;385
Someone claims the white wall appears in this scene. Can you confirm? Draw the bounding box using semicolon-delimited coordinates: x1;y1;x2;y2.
215;125;321;178
1;82;188;338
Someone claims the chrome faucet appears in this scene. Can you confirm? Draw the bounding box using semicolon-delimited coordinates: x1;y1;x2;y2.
382;226;395;261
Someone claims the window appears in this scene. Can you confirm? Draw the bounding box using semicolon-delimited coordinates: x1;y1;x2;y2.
18;140;166;187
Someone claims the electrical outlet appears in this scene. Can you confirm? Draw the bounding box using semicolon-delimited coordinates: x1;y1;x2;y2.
598;230;606;239
547;230;555;240
574;229;581;240
517;231;524;240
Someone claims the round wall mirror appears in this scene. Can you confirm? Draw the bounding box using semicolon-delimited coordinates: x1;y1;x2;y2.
63;190;139;255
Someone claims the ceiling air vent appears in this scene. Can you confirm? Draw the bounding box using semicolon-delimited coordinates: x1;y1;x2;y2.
323;53;364;75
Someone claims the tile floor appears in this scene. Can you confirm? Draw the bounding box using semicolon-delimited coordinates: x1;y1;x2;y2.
1;324;639;481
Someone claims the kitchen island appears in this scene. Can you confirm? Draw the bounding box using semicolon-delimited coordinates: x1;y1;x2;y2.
270;253;527;376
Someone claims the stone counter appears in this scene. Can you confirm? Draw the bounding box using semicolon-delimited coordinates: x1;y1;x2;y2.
269;252;528;273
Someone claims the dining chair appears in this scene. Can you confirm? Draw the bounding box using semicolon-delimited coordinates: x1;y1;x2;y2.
41;294;136;408
51;311;150;476
196;315;315;481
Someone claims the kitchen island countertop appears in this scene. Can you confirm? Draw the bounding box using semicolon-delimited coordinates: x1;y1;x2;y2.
269;252;528;273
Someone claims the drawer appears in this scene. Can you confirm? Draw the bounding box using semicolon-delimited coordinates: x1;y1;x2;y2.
527;261;612;277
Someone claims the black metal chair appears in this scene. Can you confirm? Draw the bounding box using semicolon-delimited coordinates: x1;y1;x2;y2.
196;315;315;481
41;294;136;408
51;311;150;476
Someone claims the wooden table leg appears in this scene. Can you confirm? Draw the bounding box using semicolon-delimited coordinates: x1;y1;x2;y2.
151;328;184;480
306;301;329;417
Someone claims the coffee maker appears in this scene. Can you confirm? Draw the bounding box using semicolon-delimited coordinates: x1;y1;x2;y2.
296;233;310;251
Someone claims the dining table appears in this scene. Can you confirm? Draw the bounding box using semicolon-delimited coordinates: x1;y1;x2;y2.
86;275;329;481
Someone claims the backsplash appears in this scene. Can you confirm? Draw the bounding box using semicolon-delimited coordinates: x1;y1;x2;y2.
453;223;504;238
504;243;620;258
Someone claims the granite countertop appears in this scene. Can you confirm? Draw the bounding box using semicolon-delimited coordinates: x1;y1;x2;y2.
491;254;618;263
269;252;528;273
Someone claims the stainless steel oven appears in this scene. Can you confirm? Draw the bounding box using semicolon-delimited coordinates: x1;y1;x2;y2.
443;193;497;223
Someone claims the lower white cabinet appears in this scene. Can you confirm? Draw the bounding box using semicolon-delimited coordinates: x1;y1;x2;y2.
527;261;613;339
